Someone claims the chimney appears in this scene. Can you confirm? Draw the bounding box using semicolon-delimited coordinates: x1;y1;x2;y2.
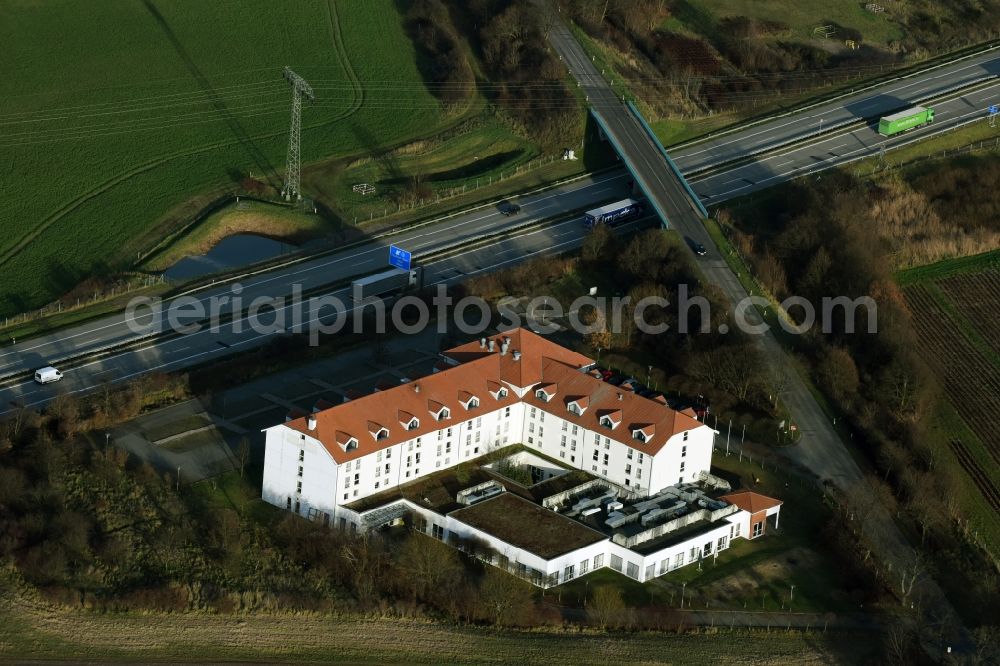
512;350;521;361
488;339;496;352
414;383;421;393
501;340;509;355
307;416;317;430
617;393;623;401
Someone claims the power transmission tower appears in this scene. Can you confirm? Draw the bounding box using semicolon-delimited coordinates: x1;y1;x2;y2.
281;67;315;202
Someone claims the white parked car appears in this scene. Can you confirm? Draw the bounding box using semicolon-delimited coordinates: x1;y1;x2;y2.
34;366;63;384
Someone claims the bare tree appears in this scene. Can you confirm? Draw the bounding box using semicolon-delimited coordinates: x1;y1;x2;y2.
587;585;626;628
478;567;533;627
237;437;251;479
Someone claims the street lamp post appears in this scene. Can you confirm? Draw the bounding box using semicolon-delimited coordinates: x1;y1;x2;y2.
176;466;182;492
681;582;687;608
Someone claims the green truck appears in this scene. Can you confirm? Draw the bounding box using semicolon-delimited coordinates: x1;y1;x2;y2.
877;106;935;137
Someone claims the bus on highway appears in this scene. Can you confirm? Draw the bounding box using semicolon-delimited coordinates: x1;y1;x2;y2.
584;198;644;228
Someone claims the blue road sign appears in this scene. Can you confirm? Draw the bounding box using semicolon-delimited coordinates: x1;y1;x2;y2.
388;245;411;270
989;104;999;115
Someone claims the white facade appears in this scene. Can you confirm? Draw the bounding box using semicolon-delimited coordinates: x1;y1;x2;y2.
262;399;713;522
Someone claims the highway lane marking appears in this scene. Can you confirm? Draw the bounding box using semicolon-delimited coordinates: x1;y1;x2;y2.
679;56;1000;160
700;103;989;200
0;173;632;365
0;212;646;416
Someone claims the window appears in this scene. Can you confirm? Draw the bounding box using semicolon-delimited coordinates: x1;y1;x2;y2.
637;468;642;479
438;408;450;420
593;450;599;461
625;464;632;474
298;449;305;462
437;444;442;456
718;536;728;551
689;547;698;561
564;565;575;581
659;559;668;575
681;445;687;458
562;421;568;431
638;452;643;464
561;435;567;447
603;453;609;465
343;493;348;501
374;481;379;489
376;429;388;441
734;522;742;537
286;497;291;509
499;388;508;399
600;416;613;429
593;553;604;569
645;564;655;580
529;423;535;433
680;462;686;473
294;500;300;514
568;403;580;416
610;554;622;571
344;477;350;488
468;397;479;409
673;552;684;569
538;427;544;436
476;416;482;427
703;541;713;557
438;430;443;441
752;521;763;538
592;465;597;472
683;431;689;441
580;559;589;574
604;438;611;448
408;419;419;431
559;451;565;459
530;407;537;418
386;449;391;459
432;524;445;539
297;466;303;478
535;389;550;402
296;481;302;493
572;425;578;435
377;451;383;462
627;449;633;460
570;440;576;451
634;432;646;443
626;562;639;579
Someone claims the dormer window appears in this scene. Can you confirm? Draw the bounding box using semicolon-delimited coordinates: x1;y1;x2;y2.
336;430;359;452
438;407;450;420
459;391;479;410
566;396;588;416
536;389;550;403
568;403;581;415
633;431;647;443
368;421;389;441
407;419;419;431
498;387;508;398
599;410;622;430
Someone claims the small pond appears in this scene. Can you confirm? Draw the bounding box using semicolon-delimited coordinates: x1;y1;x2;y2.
163;233;296;281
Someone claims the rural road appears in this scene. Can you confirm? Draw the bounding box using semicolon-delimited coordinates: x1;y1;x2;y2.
542;1;966;642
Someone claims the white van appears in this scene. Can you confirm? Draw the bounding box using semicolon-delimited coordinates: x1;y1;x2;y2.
34;366;63;384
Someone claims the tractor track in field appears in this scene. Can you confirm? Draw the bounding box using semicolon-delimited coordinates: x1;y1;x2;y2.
948;439;1000;513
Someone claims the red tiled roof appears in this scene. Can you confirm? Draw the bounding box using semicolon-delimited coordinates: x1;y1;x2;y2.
719;490;783;514
282;328;703;463
444;328;593;388
522;358;702;455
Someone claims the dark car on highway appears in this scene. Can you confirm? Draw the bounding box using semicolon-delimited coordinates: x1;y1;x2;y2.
501;203;521;216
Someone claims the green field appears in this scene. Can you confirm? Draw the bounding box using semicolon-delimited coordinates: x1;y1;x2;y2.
0;0;455;316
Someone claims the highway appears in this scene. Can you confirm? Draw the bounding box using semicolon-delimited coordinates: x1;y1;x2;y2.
4;42;1000;417
674;46;1000;172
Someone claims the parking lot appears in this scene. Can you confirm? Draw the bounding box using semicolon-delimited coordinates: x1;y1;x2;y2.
110;328;446;484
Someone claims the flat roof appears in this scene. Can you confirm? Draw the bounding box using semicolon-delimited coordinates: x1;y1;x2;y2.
344;445;593;515
881;106;926;122
450;492;607;560
629;518;723;555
